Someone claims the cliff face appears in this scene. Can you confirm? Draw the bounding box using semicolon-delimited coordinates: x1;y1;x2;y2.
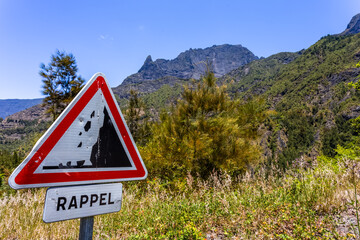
113;44;258;99
340;13;360;35
120;44;258;86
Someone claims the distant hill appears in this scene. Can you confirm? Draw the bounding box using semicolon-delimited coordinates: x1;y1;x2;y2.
0;98;43;119
221;51;302;95
113;44;258;98
0;103;50;152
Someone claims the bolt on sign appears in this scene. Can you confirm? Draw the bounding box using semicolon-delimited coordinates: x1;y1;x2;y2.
8;73;147;224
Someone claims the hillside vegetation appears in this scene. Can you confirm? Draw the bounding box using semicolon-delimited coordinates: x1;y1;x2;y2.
0;160;358;239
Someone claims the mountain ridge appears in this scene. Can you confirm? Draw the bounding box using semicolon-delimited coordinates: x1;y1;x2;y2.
120;44;258;86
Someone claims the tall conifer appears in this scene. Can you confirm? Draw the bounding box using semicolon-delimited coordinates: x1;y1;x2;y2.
40;50;84;120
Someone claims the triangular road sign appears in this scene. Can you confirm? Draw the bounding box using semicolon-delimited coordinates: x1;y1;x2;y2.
9;73;147;189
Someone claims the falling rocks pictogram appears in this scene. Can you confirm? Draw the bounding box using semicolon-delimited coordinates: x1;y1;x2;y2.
90;107;132;168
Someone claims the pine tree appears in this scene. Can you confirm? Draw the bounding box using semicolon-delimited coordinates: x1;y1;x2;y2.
142;70;268;178
40;50;84;120
125;90;151;145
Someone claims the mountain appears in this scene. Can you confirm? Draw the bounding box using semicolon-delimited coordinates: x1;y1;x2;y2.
0;98;43;119
113;44;258;98
122;14;360;167
340;13;360;35
123;44;258;85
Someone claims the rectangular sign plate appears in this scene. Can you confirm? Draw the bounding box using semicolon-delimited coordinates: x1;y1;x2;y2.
43;183;122;223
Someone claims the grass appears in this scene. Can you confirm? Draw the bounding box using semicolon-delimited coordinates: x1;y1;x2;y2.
0;160;358;239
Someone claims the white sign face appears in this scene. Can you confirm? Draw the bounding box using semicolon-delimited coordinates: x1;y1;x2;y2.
43;183;122;223
35;89;136;173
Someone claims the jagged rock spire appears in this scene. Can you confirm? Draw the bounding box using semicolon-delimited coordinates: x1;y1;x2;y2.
340;13;360;36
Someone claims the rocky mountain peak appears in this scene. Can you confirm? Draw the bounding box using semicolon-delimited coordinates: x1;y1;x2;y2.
340;13;360;35
143;55;153;65
138;55;154;73
120;44;258;86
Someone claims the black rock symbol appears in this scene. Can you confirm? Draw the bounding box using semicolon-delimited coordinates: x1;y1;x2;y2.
90;107;132;168
84;121;91;132
77;160;85;167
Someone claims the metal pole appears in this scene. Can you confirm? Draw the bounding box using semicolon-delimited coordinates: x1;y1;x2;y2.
79;216;94;240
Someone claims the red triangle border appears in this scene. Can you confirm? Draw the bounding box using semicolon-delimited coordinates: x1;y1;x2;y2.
9;74;147;189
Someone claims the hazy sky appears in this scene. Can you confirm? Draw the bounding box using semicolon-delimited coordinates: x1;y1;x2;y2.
0;0;359;99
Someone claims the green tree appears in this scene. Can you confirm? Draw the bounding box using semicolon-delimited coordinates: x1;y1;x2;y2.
125;90;151;145
142;70;268;178
348;60;360;91
40;50;84;120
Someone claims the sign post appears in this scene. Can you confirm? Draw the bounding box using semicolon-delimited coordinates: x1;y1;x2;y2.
8;73;147;238
79;217;94;240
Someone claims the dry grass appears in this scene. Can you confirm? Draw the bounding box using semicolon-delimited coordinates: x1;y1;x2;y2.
0;189;79;239
0;161;358;239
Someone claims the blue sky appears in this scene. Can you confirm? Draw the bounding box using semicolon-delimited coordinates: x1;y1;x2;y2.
0;0;359;99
